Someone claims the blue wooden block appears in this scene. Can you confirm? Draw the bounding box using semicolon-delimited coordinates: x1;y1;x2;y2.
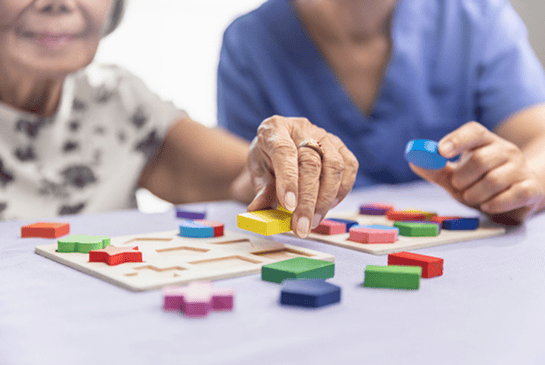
327;218;359;230
443;218;479;230
176;208;206;220
280;279;341;308
405;139;447;170
179;220;214;238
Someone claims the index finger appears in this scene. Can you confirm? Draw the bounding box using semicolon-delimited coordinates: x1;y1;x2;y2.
438;121;497;159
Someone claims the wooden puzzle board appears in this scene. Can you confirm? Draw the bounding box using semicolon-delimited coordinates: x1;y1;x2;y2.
290;212;506;255
35;229;334;292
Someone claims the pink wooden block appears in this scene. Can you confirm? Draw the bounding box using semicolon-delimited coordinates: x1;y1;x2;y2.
162;281;234;317
311;219;346;235
349;227;397;244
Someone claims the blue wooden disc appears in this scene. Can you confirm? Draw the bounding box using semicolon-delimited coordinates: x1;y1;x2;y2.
405;139;447;170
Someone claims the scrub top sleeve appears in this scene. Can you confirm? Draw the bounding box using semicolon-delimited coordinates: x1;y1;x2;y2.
476;1;545;132
217;25;272;142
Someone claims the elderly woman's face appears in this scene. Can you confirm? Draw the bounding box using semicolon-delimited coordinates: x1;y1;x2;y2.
0;0;114;77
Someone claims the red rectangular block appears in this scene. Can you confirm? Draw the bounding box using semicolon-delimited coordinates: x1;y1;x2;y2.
387;251;443;278
386;211;426;221
311;219;346;235
21;222;70;238
349;228;397;244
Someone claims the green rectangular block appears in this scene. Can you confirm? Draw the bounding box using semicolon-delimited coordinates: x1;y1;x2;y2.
363;265;421;290
261;257;335;284
393;222;439;237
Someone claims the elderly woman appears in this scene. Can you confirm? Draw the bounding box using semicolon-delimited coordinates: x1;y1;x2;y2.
0;0;358;238
217;0;545;225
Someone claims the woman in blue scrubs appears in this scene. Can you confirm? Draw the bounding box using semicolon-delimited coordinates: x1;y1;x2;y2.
217;0;545;224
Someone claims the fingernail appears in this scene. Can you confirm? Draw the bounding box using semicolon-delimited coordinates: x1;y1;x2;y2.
284;192;296;211
297;217;310;237
312;213;322;229
440;141;454;158
332;198;340;209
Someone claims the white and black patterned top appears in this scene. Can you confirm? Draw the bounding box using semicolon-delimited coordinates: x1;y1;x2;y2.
0;64;186;221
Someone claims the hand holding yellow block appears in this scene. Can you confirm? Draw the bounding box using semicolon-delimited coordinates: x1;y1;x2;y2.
237;209;293;236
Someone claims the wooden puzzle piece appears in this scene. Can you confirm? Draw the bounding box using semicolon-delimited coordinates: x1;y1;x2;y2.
393;222;439;237
163;281;234;317
388;251;443;278
359;203;394;215
326;218;359;230
280;279;341;308
176;208;206;220
404;139;447;170
261;257;335;284
363;265;421;289
348;226;398;244
311;219;346;235
57;235;110;253
387;210;426;221
443;218;479;230
179;220;214;238
403;209;437;220
89;246;143;266
21;222;70;238
237;209;292;236
431;216;461;226
194;220;224;237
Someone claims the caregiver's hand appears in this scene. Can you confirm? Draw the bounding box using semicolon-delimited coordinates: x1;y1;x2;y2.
245;115;358;237
410;122;545;225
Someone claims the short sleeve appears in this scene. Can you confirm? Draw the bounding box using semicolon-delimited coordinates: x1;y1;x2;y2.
474;0;545;130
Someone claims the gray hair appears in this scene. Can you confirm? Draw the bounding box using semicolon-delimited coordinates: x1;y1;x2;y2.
103;0;126;36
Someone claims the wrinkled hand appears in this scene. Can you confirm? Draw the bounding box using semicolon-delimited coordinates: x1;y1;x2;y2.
245;115;358;237
410;122;545;225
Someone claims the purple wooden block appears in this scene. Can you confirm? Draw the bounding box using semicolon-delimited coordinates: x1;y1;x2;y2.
176;208;206;220
359;203;394;215
162;282;234;317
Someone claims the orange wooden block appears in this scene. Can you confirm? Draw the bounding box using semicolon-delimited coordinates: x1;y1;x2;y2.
21;222;70;238
388;251;443;278
89;246;143;266
386;211;426;221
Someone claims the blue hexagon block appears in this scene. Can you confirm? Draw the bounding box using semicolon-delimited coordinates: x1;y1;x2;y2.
405;139;447;170
280;279;341;308
179;220;214;238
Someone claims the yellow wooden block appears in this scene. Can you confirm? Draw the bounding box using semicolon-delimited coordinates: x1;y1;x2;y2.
403;209;437;221
237;209;293;236
277;204;293;214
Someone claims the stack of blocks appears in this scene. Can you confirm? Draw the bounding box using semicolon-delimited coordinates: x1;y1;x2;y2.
179;219;224;238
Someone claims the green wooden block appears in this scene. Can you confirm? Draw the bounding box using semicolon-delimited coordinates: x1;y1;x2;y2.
261;257;335;284
363;265;421;290
393;222;439;237
57;235;111;253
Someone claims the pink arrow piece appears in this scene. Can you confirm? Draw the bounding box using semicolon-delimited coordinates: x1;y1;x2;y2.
163;281;234;317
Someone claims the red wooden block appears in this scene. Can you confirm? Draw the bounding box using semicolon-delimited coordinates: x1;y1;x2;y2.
386;211;426;221
349;228;398;244
89;246;143;266
431;216;461;226
21;222;70;238
194;220;224;237
387;251;443;278
311;219;347;235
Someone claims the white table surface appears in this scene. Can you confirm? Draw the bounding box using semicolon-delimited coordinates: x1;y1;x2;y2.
1;182;543;365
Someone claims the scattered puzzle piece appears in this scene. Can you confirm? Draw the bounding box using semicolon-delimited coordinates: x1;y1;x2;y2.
388;251;443;278
403;209;437;221
261;257;335;284
179;220;214;238
176;208;206;220
405;139;447;170
311;219;346;235
89;246;143;266
349;226;398;244
363;265;421;289
386;210;426;221
443;218;479;230
280;279;341;308
393;222;439;237
194;220;224;237
163;281;234;317
57;235;110;253
21;222;70;238
326;218;359;230
359;203;394;215
431;216;461;226
237;209;292;236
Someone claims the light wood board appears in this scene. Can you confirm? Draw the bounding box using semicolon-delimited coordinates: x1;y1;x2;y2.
35;229;334;292
289;212;506;256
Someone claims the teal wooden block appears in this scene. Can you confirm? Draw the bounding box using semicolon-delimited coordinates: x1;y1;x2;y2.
363;265;421;290
261;257;335;284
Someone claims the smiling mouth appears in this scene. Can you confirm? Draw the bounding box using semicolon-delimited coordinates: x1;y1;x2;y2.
18;30;84;48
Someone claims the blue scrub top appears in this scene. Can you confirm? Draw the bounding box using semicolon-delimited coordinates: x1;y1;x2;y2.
217;0;545;188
